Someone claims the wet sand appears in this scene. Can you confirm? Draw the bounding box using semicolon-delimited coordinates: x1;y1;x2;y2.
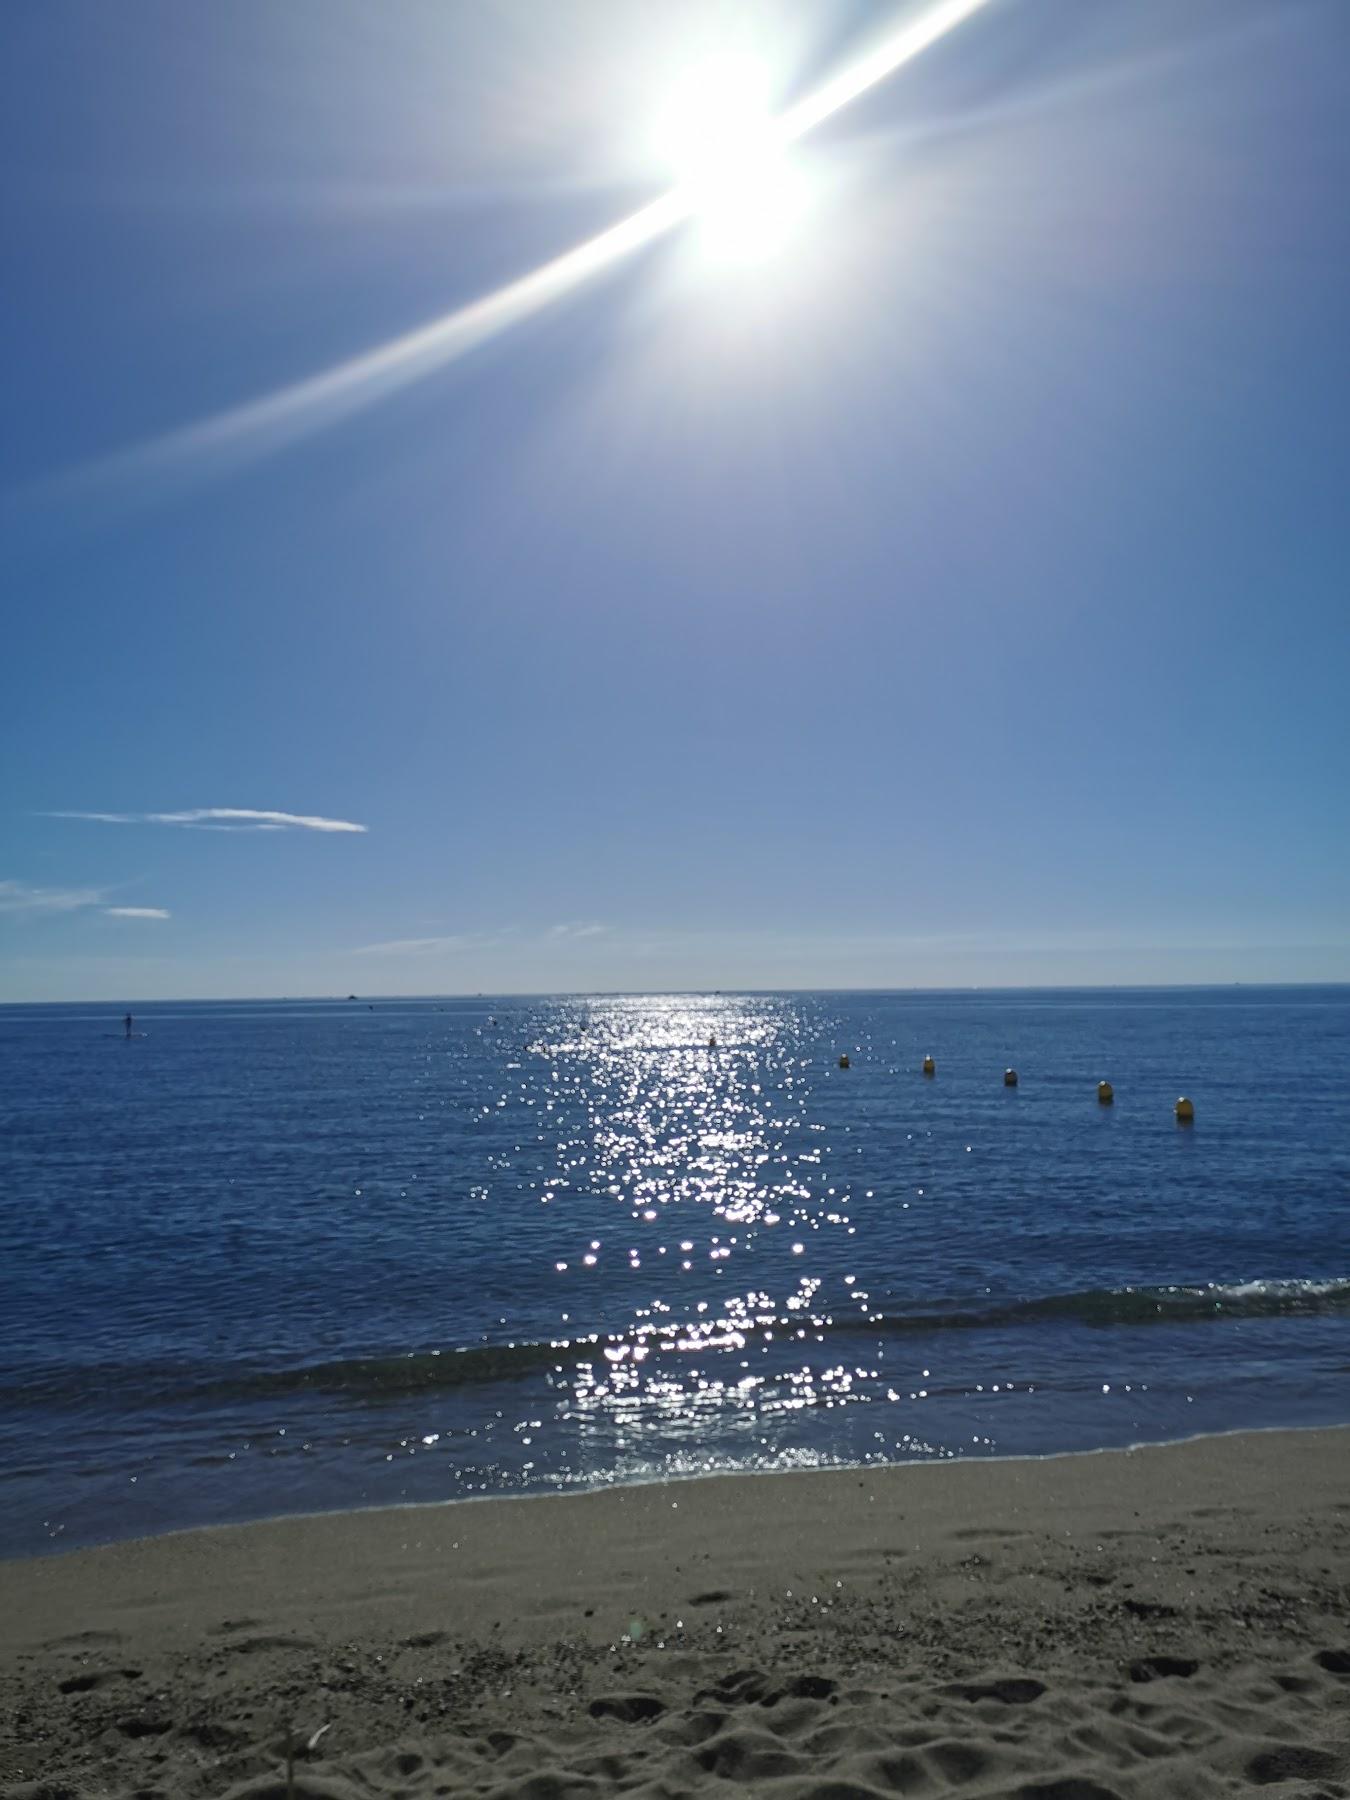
2;1427;1347;1798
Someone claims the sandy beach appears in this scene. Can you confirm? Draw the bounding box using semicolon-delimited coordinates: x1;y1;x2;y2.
2;1428;1347;1798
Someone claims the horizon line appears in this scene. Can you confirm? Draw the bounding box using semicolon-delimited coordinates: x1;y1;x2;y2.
2;979;1347;1008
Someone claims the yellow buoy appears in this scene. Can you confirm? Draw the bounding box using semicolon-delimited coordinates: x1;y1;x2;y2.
1004;1067;1018;1087
1097;1080;1114;1105
922;1055;935;1076
838;1053;850;1069
1175;1096;1194;1123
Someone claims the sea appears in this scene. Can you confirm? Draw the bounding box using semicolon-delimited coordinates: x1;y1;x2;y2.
1;987;1346;1561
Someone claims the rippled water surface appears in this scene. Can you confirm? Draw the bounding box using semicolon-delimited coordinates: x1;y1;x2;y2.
1;987;1347;1557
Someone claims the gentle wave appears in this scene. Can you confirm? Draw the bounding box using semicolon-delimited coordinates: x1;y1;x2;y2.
235;1339;566;1397
6;1279;1344;1411
281;1278;1348;1395
884;1278;1350;1333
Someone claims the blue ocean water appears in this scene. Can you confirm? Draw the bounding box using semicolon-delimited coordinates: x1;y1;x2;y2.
1;987;1346;1560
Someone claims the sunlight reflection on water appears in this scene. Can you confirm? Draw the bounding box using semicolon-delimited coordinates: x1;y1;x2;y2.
2;986;1348;1552
524;995;881;1471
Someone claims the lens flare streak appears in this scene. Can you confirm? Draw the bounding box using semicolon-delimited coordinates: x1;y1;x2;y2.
34;0;992;507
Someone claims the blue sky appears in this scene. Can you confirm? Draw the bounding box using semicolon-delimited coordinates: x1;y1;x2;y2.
3;0;1348;1001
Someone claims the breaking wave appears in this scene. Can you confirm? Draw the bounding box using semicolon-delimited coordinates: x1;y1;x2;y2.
6;1279;1346;1412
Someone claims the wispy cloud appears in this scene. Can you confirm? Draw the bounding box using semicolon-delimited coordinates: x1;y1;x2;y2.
48;808;367;834
353;933;490;956
0;880;105;915
2;881;174;921
354;923;605;955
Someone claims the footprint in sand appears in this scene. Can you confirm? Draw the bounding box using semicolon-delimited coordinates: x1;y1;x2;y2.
58;1668;141;1694
116;1713;171;1738
694;1668;772;1707
945;1676;1047;1704
1121;1598;1180;1620
1128;1656;1199;1682
588;1693;666;1724
1246;1744;1341;1785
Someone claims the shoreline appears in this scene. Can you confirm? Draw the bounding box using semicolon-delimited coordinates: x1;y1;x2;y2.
10;1414;1350;1573
3;1426;1347;1797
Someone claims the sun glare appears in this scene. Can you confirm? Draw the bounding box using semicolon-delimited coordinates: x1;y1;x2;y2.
654;55;808;266
46;0;995;502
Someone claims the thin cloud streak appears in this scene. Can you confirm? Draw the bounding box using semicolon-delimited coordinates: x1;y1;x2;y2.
0;880;105;915
28;0;990;508
1;881;176;920
49;808;367;834
353;933;495;956
355;924;607;955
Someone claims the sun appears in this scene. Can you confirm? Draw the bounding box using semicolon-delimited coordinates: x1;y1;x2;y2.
653;54;808;266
